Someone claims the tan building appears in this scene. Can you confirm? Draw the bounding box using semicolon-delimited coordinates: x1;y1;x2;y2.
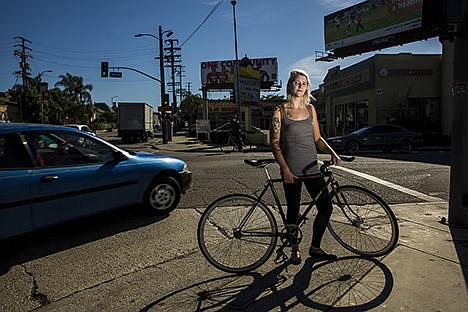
316;53;448;142
0;92;19;122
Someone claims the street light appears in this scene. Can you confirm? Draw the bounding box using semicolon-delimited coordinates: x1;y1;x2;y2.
231;0;241;123
134;26;173;144
38;70;52;78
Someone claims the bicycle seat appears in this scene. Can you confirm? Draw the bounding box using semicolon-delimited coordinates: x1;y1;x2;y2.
244;159;277;167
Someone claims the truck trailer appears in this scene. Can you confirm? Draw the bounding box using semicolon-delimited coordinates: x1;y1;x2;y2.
117;102;154;143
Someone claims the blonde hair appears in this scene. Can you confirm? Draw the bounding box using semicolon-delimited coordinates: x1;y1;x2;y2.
286;69;311;106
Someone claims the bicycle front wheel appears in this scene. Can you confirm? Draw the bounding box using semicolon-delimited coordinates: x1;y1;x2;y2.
328;185;399;257
197;194;278;273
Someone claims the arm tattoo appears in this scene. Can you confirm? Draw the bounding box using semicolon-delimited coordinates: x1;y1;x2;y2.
272;117;280;131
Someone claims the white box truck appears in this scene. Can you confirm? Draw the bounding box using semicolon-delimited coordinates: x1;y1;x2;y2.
117;102;154;143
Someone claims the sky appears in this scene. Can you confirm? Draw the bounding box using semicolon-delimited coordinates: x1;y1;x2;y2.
0;0;442;110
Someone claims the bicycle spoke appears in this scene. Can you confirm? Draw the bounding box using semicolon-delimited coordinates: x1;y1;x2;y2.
328;186;398;257
198;194;277;273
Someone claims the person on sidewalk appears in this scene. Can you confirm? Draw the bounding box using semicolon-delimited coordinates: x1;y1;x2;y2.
270;69;341;265
229;115;243;151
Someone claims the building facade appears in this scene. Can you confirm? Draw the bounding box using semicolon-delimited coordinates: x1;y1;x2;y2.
316;53;447;141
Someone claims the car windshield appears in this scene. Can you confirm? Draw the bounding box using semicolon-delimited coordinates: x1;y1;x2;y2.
351;127;371;135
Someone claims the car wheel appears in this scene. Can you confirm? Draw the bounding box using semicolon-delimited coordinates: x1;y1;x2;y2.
144;176;181;215
399;140;412;153
345;141;359;154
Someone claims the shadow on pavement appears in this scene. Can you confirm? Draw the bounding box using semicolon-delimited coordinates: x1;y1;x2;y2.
450;226;468;288
140;256;393;311
0;206;168;275
333;149;451;166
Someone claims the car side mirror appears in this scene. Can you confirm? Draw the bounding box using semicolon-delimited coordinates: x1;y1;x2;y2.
112;150;127;162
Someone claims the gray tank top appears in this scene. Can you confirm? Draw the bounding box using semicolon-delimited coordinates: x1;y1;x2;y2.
281;104;319;177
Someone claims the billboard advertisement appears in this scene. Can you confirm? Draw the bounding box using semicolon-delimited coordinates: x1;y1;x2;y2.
201;57;278;90
324;0;426;57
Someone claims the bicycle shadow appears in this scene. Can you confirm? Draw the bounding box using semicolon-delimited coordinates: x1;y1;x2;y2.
139;255;393;311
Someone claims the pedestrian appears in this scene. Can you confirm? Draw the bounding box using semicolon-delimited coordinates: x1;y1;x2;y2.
270;69;341;265
229;115;243;151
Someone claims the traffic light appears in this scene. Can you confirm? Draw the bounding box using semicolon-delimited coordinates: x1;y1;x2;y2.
163;93;170;106
101;61;109;78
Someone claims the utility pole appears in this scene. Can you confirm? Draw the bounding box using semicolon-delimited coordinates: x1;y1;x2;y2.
135;26;173;143
176;65;185;103
14;36;32;122
231;0;241;123
158;26;167;114
164;38;181;113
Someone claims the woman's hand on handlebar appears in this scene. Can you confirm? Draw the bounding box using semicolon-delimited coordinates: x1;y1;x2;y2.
331;153;341;166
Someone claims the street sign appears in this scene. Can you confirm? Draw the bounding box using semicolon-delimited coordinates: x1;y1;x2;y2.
109;72;122;78
158;106;172;112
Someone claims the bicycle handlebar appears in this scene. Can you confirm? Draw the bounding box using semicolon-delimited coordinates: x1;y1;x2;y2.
244;156;355;174
320;156;355;176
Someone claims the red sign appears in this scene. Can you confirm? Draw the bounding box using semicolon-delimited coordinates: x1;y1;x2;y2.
158;106;172;112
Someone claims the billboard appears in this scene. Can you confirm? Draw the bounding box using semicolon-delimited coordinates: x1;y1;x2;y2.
324;0;429;57
201;57;278;90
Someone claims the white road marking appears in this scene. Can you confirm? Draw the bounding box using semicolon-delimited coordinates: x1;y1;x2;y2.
333;165;446;202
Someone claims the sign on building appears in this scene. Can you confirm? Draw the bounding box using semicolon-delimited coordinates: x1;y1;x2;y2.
324;0;428;57
201;57;278;90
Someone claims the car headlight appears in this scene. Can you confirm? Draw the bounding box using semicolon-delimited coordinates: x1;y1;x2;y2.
183;164;189;171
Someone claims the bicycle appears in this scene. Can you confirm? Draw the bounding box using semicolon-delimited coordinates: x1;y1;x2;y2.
197;156;399;273
219;132;252;153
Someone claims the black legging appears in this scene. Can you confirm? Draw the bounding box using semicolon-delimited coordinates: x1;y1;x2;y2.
283;176;333;248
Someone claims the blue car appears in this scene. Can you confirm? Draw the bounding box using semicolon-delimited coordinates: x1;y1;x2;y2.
0;123;191;239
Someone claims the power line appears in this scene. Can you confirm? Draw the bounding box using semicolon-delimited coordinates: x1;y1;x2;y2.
181;0;225;47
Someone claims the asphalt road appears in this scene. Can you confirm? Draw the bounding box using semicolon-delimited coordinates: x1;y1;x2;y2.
0;131;451;311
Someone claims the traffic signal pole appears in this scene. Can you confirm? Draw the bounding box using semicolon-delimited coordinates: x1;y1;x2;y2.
449;33;468;226
158;26;168;144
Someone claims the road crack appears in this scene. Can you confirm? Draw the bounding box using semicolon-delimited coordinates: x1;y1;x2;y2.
21;264;50;307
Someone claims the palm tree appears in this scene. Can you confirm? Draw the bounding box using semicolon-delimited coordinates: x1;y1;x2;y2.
55;73;94;123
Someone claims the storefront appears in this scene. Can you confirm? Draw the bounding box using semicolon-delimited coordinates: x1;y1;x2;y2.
317;53;444;140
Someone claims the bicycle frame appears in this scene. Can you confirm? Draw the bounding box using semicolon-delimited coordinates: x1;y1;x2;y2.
238;163;339;236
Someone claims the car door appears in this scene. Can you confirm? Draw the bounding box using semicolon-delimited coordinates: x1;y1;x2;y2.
25;130;141;229
362;126;385;148
382;125;402;146
0;133;34;239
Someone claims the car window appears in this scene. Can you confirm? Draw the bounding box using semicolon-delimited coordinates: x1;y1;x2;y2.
59;131;114;162
0;134;32;169
22;131;114;167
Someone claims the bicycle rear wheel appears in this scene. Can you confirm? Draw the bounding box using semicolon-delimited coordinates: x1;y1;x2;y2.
242;136;252;152
328;185;399;257
197;194;278;273
220;136;236;153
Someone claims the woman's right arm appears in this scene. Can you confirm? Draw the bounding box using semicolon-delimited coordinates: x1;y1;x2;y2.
270;105;296;183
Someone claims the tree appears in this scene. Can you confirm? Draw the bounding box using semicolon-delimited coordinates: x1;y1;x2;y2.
179;92;204;126
55;73;94;124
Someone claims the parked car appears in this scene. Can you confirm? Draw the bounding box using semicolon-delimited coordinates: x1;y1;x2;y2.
0;123;191;240
65;124;96;136
326;124;423;154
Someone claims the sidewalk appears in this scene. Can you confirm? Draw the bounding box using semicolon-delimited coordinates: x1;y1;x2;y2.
162;131;467;311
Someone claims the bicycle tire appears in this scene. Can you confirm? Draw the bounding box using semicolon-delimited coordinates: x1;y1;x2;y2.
242;136;252;152
197;194;278;273
220;136;235;153
328;185;399;257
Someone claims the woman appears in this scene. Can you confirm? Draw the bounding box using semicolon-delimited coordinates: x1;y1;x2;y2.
270;69;341;264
